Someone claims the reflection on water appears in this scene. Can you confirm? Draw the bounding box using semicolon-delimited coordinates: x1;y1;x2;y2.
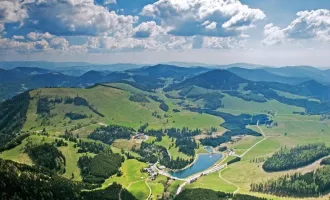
168;153;222;179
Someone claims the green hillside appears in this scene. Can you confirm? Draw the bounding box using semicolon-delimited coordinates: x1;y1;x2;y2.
1;68;330;200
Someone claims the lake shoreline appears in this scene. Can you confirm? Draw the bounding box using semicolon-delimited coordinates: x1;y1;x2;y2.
168;153;223;179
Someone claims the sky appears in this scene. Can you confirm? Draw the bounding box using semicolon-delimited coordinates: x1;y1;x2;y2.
1;0;330;67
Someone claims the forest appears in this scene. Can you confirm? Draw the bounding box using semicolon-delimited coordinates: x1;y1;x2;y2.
193;92;224;110
0;92;30;149
65;112;87;120
129;93;150;103
321;157;330;165
144;128;200;156
78;152;124;183
25;143;66;174
200;129;261;147
175;137;198;156
188;109;269;147
244;83;330;114
223;91;267;103
76;141;106;154
251;166;330;197
135;142;193;169
0;158;136;200
159;102;169;112
174;188;267;200
263;144;330;172
88;125;135;145
37;97;51;115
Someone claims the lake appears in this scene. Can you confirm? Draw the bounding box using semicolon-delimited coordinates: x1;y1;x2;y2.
168;153;222;179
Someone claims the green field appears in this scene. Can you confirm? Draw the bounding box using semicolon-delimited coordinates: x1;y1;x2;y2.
2;81;330;200
22;85;224;136
185;171;237;193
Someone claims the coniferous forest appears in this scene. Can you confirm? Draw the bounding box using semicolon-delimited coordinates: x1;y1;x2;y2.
262;144;330;172
0;158;136;200
174;188;267;200
88;125;135;145
26;143;66;174
251;166;330;197
78;152;124;183
0;92;30;149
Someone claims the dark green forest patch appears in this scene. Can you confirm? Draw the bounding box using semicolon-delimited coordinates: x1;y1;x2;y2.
263;144;330;172
26;143;66;174
0;92;30;149
78;152;124;184
88;125;135;145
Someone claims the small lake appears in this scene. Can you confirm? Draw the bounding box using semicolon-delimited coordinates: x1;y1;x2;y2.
168;153;222;179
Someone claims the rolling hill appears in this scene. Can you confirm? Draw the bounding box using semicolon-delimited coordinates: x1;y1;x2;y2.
227;67;309;85
165;69;247;91
1;64;330;200
263;66;330;84
127;64;210;81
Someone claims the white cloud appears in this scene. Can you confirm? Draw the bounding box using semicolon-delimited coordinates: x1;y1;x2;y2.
164;36;193;50
203;36;245;49
22;0;138;37
263;9;330;46
49;37;69;50
133;21;166;38
12;35;25;40
27;32;54;41
0;0;28;33
88;36;160;51
262;23;286;46
141;0;265;37
104;0;116;5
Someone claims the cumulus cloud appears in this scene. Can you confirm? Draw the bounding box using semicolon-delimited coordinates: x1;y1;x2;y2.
203;36;246;49
262;24;286;46
2;0;138;37
0;0;28;32
87;36;160;51
263;9;330;46
49;37;69;50
0;38;49;53
133;21;166;38
141;0;265;37
27;32;54;41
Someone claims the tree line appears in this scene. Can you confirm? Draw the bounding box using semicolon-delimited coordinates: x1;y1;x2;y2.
88;125;135;145
263;144;330;172
174;188;267;200
78;152;124;184
0;158;136;200
251;166;330;197
0;92;30;149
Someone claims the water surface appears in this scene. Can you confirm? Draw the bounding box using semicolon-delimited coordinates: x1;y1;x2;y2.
169;153;222;179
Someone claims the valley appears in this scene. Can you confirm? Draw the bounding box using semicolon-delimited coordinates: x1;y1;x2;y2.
1;64;330;200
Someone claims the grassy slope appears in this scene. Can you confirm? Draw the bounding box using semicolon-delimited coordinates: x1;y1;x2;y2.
220;115;330;200
23;85;224;133
2;82;330;199
155;136;191;160
219;94;305;115
185;171;237;193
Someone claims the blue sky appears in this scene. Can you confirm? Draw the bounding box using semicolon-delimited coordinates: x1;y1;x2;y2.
1;0;330;67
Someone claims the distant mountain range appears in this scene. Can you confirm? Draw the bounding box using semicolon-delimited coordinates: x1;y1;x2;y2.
1;62;330;103
227;67;310;85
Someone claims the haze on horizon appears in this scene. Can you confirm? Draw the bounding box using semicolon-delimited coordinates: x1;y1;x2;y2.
1;0;330;67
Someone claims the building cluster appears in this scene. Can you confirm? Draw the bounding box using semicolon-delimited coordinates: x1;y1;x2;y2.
142;164;158;180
